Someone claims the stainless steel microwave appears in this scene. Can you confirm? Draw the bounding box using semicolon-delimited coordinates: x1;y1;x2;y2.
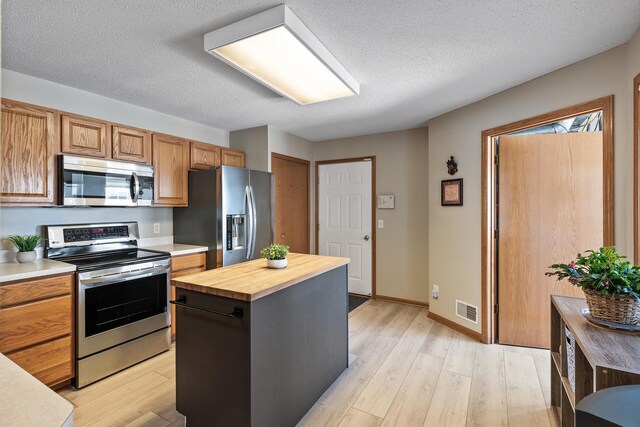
59;155;154;206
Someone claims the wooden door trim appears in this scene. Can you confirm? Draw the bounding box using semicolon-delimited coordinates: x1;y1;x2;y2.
315;156;377;298
271;152;311;254
481;95;614;344
634;74;640;264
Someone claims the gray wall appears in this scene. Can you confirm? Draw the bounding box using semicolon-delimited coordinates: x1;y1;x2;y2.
315;127;429;303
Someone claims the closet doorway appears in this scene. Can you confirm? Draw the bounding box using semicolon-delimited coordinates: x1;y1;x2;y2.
271;153;310;254
482;96;614;348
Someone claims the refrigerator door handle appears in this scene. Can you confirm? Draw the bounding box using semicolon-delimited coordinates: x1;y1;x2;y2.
246;185;254;260
249;185;258;259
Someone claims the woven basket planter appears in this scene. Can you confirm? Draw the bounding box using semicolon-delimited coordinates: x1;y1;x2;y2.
583;289;640;325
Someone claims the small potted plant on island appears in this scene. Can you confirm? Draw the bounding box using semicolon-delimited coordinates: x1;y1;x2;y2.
7;234;42;264
546;247;640;327
260;244;289;269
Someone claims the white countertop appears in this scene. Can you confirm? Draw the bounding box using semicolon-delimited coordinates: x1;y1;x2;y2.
141;243;208;257
0;259;76;283
0;354;74;427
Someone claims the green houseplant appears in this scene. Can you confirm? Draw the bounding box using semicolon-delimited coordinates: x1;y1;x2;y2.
546;247;640;325
260;244;289;269
7;234;41;264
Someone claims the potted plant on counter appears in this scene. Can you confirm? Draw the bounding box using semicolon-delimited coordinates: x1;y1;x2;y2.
546;247;640;326
260;244;289;269
7;234;41;264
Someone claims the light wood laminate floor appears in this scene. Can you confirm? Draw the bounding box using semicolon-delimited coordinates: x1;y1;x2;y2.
58;300;558;426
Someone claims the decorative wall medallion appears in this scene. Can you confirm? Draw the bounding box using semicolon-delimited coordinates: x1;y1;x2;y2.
446;156;458;175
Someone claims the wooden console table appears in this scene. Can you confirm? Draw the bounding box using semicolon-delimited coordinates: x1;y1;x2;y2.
550;295;640;426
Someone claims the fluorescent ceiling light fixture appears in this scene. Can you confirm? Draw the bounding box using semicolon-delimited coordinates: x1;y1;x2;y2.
204;5;359;105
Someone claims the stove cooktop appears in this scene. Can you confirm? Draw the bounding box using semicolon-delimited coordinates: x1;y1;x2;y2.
58;249;170;272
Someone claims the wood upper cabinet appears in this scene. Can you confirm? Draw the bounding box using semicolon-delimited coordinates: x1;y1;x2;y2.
1;99;57;205
61;113;110;158
152;134;189;206
112;125;151;164
190;140;221;170
0;274;74;388
221;148;246;168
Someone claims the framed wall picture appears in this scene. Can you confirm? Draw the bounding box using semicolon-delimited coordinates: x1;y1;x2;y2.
441;178;463;206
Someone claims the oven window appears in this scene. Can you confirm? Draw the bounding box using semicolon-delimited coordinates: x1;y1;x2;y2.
63;170;132;200
84;273;167;337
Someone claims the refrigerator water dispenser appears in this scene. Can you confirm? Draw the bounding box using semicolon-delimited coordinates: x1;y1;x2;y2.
226;215;247;250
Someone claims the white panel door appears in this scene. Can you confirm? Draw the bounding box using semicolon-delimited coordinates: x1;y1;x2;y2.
318;161;372;295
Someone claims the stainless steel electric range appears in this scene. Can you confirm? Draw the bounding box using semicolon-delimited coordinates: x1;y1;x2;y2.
45;222;171;388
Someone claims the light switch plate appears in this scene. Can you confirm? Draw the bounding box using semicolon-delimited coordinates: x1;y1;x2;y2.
378;219;384;228
153;223;160;234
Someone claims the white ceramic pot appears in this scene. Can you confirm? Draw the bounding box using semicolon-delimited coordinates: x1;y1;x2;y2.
267;258;288;269
16;251;37;263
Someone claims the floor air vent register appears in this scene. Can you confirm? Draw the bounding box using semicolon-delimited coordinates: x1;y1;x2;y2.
456;299;478;324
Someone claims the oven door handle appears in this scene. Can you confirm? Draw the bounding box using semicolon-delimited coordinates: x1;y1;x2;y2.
80;266;169;287
170;295;243;319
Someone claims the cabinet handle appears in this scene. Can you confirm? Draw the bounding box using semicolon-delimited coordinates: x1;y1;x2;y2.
170;295;243;319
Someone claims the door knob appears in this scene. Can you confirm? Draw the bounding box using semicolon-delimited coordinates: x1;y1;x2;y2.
364;235;370;241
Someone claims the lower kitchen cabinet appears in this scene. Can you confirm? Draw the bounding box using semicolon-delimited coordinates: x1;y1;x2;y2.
170;252;207;339
0;273;74;388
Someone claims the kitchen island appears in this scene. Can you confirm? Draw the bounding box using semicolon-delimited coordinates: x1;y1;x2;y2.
171;253;350;427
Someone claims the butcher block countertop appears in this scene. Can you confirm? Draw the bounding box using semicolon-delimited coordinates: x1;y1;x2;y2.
172;253;349;301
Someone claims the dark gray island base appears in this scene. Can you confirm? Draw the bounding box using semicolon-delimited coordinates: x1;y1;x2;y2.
172;254;349;427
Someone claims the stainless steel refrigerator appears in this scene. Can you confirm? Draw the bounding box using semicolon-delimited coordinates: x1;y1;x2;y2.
173;166;275;269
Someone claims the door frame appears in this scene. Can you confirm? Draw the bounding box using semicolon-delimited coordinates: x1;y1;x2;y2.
634;74;640;264
315;157;377;298
481;95;614;344
271;152;311;254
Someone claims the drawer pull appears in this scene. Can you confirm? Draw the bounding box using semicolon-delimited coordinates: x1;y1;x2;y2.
170;296;243;319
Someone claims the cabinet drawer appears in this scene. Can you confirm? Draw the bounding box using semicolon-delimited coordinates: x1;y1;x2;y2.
0;274;72;308
171;253;206;273
6;335;72;387
0;295;72;353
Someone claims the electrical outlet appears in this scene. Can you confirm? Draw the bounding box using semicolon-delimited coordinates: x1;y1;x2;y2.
377;219;384;228
432;284;439;299
153;223;160;234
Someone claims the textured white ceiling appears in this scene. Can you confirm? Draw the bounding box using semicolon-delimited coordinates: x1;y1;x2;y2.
2;1;639;141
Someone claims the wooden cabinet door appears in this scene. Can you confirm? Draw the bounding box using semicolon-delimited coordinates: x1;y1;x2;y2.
152;134;189;206
221;148;246;168
61;113;110;158
190;140;221;170
113;125;151;164
1;100;56;205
